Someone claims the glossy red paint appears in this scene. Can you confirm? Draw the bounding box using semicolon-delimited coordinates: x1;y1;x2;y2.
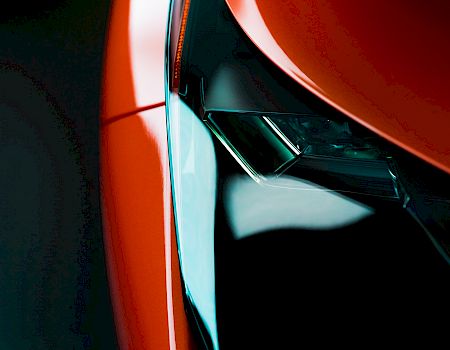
101;108;195;350
226;0;450;174
100;0;196;348
101;0;168;121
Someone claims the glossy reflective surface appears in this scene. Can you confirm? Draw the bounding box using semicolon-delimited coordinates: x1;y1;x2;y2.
226;0;450;175
101;107;195;350
167;95;219;350
101;0;169;121
166;1;450;348
166;94;450;349
225;175;374;239
101;0;198;348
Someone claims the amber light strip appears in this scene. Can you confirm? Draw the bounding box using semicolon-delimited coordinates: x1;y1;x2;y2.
173;0;191;90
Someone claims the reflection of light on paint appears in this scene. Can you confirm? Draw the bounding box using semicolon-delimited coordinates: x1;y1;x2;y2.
130;0;170;105
167;95;219;349
227;0;321;91
139;106;176;349
225;175;374;240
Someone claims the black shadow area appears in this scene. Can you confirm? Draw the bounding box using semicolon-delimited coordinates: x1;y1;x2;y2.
0;1;117;349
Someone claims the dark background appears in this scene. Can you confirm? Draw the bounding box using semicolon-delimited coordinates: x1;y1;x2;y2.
0;1;118;348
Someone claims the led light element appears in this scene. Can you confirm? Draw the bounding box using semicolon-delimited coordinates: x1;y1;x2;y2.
206;112;302;180
204;110;398;198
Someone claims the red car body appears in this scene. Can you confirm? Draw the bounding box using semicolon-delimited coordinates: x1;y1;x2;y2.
227;0;450;175
101;0;194;348
101;1;450;349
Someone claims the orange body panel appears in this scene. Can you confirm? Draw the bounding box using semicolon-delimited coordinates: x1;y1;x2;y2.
100;0;195;348
101;108;194;350
226;0;450;174
101;0;169;121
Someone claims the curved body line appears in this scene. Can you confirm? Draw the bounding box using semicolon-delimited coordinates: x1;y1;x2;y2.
101;101;166;127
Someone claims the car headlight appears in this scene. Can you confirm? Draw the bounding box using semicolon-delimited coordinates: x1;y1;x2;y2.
166;0;450;348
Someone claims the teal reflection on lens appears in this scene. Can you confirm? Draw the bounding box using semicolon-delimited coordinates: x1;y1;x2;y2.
166;94;219;349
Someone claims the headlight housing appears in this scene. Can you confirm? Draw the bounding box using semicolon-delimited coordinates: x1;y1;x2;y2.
166;0;450;348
